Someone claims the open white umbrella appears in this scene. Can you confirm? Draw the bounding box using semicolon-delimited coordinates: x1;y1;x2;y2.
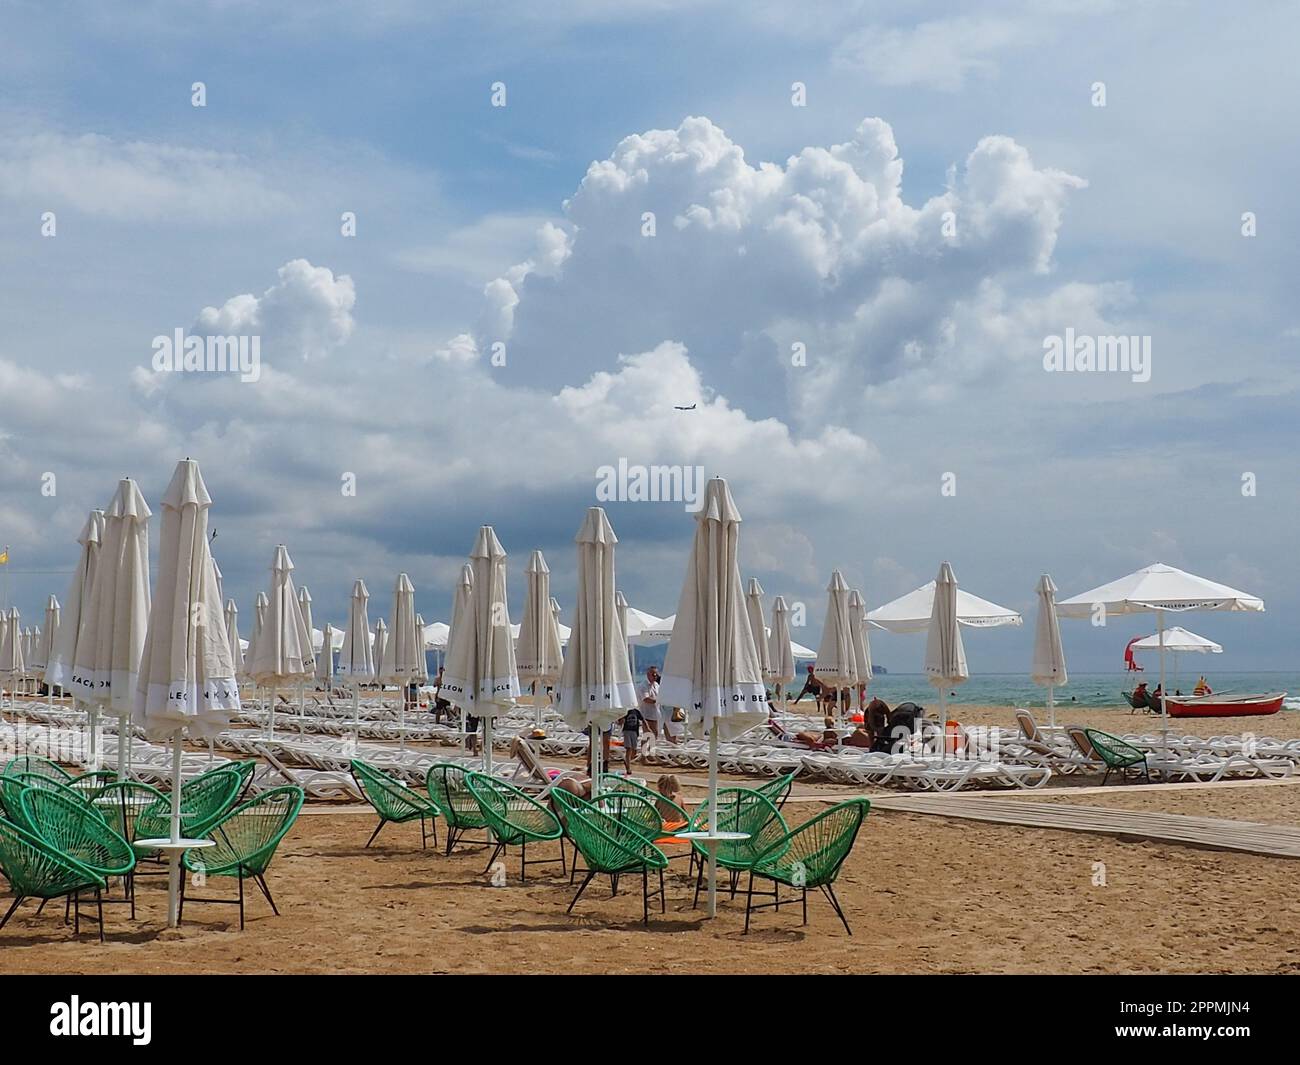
517;550;564;726
557;508;635;790
384;574;422;749
767;596;796;704
336;579;375;738
1057;562;1262;740
1132;626;1223;654
847;588;874;708
813;570;858;717
659;478;766;917
869;581;1022;632
441;526;520;773
423;620;450;650
74;480;152;778
248;546;314;739
745;578;772;686
924;562;969;742
133;458;239;927
1031;574;1068;727
224;599;245;679
631;613;675;644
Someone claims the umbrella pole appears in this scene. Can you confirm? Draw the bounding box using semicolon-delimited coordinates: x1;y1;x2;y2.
88;706;98;770
116;711;127;781
707;724;719;918
399;687;406;752
1157;609;1168;754
1047;684;1055;730
534;681;541;729
352;683;360;747
484;714;493;775
167;730;183;928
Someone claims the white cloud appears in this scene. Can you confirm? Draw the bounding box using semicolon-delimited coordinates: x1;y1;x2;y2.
194;259;356;362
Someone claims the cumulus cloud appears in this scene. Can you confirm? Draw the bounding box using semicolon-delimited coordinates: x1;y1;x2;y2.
461;115;1087;425
194;259;356;362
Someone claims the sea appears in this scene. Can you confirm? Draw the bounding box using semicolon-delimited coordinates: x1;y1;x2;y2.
853;672;1300;712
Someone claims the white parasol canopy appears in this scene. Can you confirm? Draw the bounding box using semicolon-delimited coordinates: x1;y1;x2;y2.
848;588;874;700
372;618;389;681
247;591;268;667
766;596;797;688
33;595;60;675
248;545;314;686
225;599;245;676
1132;626;1223;654
813;570;858;691
45;509;104;693
337;579;375;679
297;586;314;656
869;580;1022;633
0;608;23;678
316;622;337;686
517;550;564;685
924;562;969;729
556;508;636;734
1030;573;1069;726
745;578;772;683
383;574;422;685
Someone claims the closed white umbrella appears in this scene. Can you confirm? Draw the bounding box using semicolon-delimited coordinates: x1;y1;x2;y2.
224;599;244;677
74;479;152;778
615;590;633;679
298;586;314;651
869;581;1022;632
745;578;772;685
517;550;563;726
372;619;389;685
384;574;421;749
556;508;635;792
660;478;766;917
133;458;239;927
924;562;969;743
316;622;337;687
248;545;314;739
1056;562;1263;742
413;614;429;684
847;589;873;708
45;510;104;700
1030;574;1068;727
767;596;796;702
445;562;474;739
0;610;24;699
34;595;59;680
441;526;520;773
246;591;267;667
813;570;858;717
336;579;375;739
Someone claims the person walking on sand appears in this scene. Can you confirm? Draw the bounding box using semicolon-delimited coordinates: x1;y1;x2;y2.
637;665;661;743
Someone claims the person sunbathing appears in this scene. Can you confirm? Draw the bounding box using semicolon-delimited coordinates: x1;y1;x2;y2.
794;716;839;748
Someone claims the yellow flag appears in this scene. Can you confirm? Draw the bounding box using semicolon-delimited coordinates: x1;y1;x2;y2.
0;549;8;565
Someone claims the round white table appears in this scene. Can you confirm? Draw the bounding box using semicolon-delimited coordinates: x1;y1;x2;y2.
134;838;215;929
675;831;751;918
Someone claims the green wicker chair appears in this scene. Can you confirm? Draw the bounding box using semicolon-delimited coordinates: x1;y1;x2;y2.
218;760;259;801
563;788;666;882
134;767;243;845
93;781;168;845
180;785;305;930
744;798;870;934
2;755;73;783
1;772;89;831
464;772;564;880
687;788;787;907
598;774;691;832
0;758;74;822
0;816;108;940
1084;729;1150;784
426;762;491;854
551;789;669;924
752;772;797;810
68;770;118;799
349;759;439;849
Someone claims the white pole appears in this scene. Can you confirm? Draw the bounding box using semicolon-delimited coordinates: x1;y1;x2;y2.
590;724;601;798
1047;683;1056;729
352;683;360;747
1157;608;1168;753
116;711;128;781
167;732;183;928
483;713;493;775
707;725;719;918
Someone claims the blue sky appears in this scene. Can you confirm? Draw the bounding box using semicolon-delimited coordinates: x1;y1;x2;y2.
1;1;1297;675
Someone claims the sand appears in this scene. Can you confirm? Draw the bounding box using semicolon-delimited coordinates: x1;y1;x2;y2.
2;703;1298;974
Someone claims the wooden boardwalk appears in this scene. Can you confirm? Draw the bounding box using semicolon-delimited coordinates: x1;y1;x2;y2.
867;793;1300;859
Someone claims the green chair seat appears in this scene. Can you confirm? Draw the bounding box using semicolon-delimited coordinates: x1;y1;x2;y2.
20;786;135;878
93;782;168;844
181;785;304;930
350;759;439;849
0;816;107;940
746;798;870;934
464;773;563;881
426;762;490;854
551;789;668;924
1084;729;1150;784
685;788;788;907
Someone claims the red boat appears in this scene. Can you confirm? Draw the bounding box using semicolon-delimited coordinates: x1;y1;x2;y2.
1164;692;1287;718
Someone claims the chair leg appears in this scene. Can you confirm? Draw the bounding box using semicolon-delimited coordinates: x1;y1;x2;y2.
97;888;104;944
568;871;596;914
822;884;852;935
73;890;80;936
481;842;505;876
520;840;527;882
445;824;458;856
802;887;807;925
0;896;23;930
1102;767;1112;786
744;870;754;933
659;868;666;913
642;867;650;925
255;874;279;916
238;873;246;930
420;817;427;850
366;819;388;848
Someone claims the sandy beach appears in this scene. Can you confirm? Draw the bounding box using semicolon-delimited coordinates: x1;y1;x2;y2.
3;702;1298;975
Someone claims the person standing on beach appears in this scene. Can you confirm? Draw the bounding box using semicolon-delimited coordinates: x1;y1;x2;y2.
637;665;661;743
